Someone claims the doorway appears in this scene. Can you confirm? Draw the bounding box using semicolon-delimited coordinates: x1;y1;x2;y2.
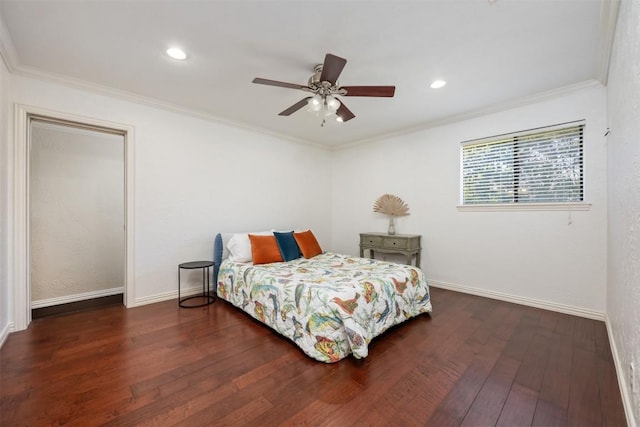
29;120;125;317
12;105;135;330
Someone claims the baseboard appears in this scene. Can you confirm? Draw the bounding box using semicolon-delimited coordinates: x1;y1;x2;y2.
32;294;123;319
429;279;605;321
31;287;124;309
605;313;638;427
0;321;14;349
133;286;206;307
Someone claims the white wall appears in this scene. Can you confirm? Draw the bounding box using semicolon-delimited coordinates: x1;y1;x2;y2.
332;84;608;316
606;0;640;423
0;43;11;344
30;123;124;303
6;74;332;308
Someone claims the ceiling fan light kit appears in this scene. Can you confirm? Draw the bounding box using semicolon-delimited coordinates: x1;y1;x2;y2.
307;94;340;116
252;53;395;126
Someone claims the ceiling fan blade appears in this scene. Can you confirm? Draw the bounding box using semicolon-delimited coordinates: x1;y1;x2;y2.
341;86;396;97
252;77;307;90
278;97;312;116
336;100;355;122
320;54;347;84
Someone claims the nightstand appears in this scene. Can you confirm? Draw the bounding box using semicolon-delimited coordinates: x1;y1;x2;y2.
178;261;215;308
359;232;421;267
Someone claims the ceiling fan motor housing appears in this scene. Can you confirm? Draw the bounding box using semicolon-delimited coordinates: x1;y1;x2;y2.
308;64;345;96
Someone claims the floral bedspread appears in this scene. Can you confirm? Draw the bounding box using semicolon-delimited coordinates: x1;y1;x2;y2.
216;252;432;363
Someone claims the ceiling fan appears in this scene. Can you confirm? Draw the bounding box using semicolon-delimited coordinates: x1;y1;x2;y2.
252;53;395;124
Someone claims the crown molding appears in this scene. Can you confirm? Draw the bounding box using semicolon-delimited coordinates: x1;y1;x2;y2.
334;79;605;151
596;0;621;85
0;9;18;72
10;63;329;151
7;61;607;154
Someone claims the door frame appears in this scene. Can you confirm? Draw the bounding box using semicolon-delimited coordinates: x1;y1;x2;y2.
13;104;135;331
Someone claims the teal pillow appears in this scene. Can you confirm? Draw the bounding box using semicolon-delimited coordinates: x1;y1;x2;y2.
274;231;302;261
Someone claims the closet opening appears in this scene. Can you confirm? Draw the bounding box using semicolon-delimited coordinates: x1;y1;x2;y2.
29;118;126;319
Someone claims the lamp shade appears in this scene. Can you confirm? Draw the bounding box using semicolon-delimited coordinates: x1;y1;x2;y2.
307;94;323;112
326;95;340;112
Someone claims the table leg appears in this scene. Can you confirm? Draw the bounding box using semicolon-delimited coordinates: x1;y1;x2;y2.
202;267;206;297
206;266;211;297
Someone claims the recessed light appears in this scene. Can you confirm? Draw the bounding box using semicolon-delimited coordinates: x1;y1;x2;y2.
430;80;446;89
166;47;187;60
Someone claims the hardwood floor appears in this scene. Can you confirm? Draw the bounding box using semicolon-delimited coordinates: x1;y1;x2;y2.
1;288;627;426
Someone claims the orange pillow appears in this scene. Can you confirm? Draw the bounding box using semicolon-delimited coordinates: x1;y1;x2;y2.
248;234;283;265
294;230;323;259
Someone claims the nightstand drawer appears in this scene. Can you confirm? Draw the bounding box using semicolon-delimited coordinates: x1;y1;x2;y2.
360;235;383;246
383;237;409;249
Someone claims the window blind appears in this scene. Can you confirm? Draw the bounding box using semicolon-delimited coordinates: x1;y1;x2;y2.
462;123;584;205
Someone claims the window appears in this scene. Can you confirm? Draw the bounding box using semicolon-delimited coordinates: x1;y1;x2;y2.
461;122;585;206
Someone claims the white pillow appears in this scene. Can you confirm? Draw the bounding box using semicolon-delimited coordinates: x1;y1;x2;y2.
227;231;272;262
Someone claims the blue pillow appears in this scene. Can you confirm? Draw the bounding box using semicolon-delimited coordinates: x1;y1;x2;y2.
213;233;223;290
273;231;302;261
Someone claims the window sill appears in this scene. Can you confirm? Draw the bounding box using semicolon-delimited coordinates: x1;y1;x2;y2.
456;202;591;212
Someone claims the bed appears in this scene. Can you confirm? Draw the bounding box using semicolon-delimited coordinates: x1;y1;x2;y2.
213;231;432;363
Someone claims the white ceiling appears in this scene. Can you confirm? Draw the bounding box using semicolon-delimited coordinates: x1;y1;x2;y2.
0;0;617;148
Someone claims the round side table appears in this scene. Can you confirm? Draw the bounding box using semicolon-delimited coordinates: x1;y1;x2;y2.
178;261;215;308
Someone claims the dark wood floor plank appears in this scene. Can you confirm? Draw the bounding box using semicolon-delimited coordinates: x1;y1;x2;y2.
513;331;552;391
533;399;570;426
206;394;273;426
491;306;523;342
460;355;520;426
424;356;495;425
496;382;538;426
567;347;603;425
501;311;539;362
387;368;441;425
425;335;506;426
538;331;573;410
597;356;628;427
537;308;560;333
554;312;577;337
574;316;597;353
307;347;419;424
206;362;322;426
594;320;614;363
1;287;627;426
